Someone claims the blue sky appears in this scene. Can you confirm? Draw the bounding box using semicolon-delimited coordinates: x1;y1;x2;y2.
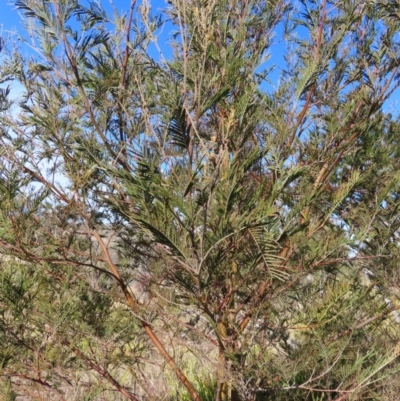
0;0;174;92
1;1;399;114
0;1;168;30
0;0;285;97
0;0;172;61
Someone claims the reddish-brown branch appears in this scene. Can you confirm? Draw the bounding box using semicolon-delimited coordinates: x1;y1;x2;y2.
7;373;67;401
61;340;139;401
328;305;400;343
92;230;203;401
333;384;358;401
23;166;69;203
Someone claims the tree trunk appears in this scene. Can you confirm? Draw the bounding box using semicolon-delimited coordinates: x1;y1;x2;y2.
216;344;240;401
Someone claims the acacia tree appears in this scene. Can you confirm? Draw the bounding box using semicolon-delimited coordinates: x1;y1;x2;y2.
1;0;400;400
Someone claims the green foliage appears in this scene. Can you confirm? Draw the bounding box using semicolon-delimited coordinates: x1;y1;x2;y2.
1;0;400;400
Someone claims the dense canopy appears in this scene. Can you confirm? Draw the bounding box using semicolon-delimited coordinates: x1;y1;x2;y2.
1;1;400;400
